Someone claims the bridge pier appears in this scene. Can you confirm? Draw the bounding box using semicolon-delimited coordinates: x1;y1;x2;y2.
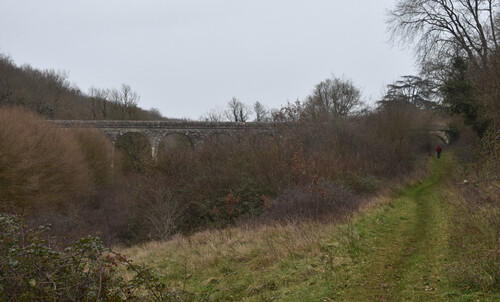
110;141;115;169
150;136;160;160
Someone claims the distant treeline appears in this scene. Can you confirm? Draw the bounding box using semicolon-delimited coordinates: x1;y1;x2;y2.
0;53;165;120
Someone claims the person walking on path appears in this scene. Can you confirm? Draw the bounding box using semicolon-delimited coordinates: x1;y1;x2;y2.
436;145;442;158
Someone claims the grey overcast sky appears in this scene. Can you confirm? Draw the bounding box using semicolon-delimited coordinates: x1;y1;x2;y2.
0;0;416;119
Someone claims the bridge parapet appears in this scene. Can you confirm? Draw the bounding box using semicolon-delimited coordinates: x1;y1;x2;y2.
52;120;273;130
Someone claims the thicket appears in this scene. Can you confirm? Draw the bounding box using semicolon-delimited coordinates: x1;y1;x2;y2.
0;97;438;246
437;53;500;296
97;104;438;244
0;107;126;243
447;127;499;292
0;107;94;214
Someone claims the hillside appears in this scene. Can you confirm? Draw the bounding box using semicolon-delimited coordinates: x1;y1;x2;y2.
0;53;166;120
119;157;499;301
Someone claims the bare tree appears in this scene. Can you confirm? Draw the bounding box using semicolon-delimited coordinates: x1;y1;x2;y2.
201;107;225;122
139;188;184;240
88;87;110;120
253;101;270;122
225;97;252;122
148;107;164;120
109;84;140;120
0;55;16;106
305;76;363;120
379;75;438;109
271;100;307;123
388;0;499;69
21;67;70;118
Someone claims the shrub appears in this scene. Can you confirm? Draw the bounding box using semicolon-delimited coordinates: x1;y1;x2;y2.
264;179;360;221
115;132;153;174
0;107;93;213
152;133;289;231
0;214;180;301
336;171;385;193
447;127;499;292
71;128;114;187
123;178;187;243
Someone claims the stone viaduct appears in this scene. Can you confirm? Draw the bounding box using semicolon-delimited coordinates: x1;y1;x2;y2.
52;120;452;161
52;120;276;158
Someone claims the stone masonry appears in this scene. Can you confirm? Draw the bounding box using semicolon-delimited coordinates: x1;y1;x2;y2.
52;120;276;158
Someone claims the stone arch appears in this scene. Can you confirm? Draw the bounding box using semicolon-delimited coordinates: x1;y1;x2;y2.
164;132;194;148
253;131;280;144
430;130;450;145
156;132;194;162
114;131;152;173
205;132;233;145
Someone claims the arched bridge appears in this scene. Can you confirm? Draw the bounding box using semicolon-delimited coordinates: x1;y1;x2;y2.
52;120;276;158
52;120;452;159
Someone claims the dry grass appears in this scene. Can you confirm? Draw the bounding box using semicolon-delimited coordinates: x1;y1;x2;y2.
121;219;333;273
445;176;500;292
117;190;395;288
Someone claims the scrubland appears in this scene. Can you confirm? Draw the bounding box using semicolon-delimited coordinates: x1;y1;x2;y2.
0;102;438;245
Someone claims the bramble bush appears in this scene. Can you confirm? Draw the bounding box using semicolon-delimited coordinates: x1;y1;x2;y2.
0;214;182;301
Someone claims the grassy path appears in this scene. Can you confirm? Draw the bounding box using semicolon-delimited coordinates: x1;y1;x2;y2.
330;158;454;301
122;158;498;301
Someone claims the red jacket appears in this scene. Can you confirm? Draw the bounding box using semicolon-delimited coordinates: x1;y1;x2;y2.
436;146;442;153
